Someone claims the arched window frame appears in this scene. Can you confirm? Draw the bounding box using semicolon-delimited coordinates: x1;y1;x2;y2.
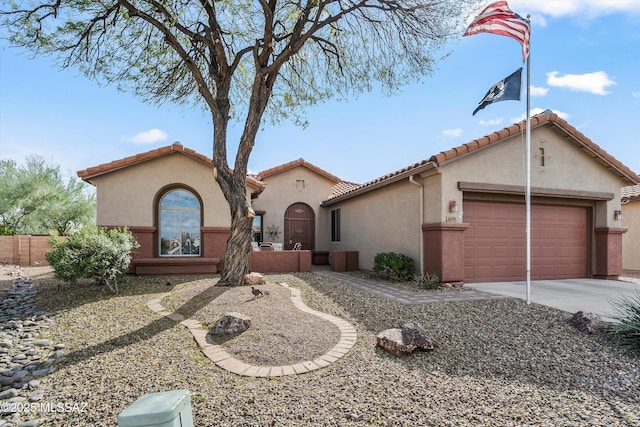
157;187;203;257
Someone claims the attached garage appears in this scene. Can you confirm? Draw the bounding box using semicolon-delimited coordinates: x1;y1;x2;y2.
464;200;588;282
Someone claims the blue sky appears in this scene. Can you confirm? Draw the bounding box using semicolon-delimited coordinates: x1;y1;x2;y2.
1;1;639;185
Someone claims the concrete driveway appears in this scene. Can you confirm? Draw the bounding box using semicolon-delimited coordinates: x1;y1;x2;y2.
469;278;640;321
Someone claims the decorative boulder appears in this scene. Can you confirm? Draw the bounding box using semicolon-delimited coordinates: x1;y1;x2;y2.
244;272;266;286
376;322;438;356
568;311;601;334
210;312;252;336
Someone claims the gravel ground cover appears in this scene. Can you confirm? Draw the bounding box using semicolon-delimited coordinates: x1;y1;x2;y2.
2;267;639;426
162;277;341;366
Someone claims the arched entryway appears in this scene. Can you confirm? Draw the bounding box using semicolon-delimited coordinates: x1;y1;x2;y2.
284;203;315;250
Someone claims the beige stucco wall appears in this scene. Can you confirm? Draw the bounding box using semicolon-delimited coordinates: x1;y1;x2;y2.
326;123;631;274
251;166;337;249
91;154;235;227
432;125;626;227
622;200;640;272
326;179;421;272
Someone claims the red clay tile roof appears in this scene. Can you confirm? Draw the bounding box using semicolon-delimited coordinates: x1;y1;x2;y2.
329;181;361;198
322;160;435;205
323;110;639;205
622;184;640;202
256;158;342;184
77;142;263;189
430;110;639;184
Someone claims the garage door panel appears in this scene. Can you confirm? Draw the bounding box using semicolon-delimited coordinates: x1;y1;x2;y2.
493;226;511;238
464;201;588;282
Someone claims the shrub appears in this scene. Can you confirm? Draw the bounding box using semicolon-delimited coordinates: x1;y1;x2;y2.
414;272;440;290
0;225;14;236
606;291;640;353
45;226;139;294
373;252;414;281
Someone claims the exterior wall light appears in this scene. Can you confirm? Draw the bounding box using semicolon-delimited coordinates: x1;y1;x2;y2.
614;210;623;221
449;200;459;213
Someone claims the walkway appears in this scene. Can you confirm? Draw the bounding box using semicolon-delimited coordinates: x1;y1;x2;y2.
146;282;357;378
313;269;505;305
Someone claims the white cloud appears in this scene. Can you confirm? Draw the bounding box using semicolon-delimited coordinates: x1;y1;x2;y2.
125;129;169;144
546;71;615;95
478;118;504;126
530;86;549;96
633;91;640;98
529;14;547;27
442;128;463;138
512;108;570;123
509;0;640;18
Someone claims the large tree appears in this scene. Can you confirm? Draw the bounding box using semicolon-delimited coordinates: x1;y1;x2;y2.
1;0;469;285
0;155;96;235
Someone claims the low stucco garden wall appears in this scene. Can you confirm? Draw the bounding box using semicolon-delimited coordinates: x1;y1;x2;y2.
0;235;54;267
248;250;312;273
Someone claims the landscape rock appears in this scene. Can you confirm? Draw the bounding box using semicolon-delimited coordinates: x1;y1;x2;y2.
0;388;18;400
209;312;252;336
27;390;44;402
244;272;266;286
376;322;438;356
0;270;64;426
18;419;42;427
568;311;602;334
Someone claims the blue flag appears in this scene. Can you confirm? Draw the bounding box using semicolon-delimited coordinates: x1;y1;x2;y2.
473;67;523;115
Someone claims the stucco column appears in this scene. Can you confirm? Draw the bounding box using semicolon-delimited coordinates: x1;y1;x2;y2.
422;222;470;283
594;227;626;279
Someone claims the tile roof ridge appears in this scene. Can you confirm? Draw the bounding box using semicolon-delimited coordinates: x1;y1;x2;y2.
426;110;638;184
322;159;434;204
77;142;189;179
256;158;341;183
76;142;264;189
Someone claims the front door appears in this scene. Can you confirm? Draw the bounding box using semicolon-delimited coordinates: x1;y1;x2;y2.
284;203;315;250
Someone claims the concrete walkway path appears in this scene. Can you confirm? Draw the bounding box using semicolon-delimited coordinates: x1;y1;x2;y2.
313;269;505;305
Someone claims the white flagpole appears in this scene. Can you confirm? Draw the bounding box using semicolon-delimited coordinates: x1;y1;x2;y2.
525;15;531;304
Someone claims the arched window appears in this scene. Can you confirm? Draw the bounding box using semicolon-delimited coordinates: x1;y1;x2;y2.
159;189;201;256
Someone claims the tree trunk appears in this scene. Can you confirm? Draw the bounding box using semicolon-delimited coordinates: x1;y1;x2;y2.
217;186;253;286
211;97;258;287
213;69;277;286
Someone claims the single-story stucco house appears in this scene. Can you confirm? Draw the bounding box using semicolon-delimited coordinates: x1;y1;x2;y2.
622;184;640;275
77;144;265;274
78;110;639;282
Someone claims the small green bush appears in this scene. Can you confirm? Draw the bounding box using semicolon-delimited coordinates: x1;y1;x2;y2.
414;272;440;290
606;291;640;353
0;225;14;236
373;252;415;281
45;226;139;294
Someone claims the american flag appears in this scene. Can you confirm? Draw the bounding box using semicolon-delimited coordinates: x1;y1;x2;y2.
464;1;531;61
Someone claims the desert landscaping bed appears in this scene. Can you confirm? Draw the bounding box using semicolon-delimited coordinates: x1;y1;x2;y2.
1;266;639;426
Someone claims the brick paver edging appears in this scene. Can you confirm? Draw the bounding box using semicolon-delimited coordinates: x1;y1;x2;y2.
146;282;357;377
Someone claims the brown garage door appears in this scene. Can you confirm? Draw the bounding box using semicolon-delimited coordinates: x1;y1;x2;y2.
464;201;588;282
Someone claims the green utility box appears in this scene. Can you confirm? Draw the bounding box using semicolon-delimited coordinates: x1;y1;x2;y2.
117;389;194;427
